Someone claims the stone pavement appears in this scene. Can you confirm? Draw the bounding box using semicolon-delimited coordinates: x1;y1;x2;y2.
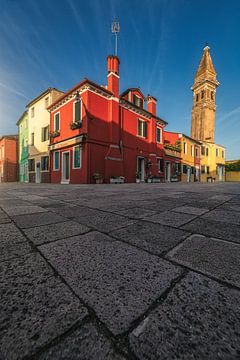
0;182;240;359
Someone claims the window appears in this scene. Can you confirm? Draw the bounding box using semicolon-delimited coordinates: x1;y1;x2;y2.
28;159;35;172
31;107;35;118
191;145;194;157
191;167;195;174
211;91;214;100
31;132;34;146
222;150;224;159
157;158;164;173
206;166;210;174
201;90;204;99
73;146;81;169
41;156;49;171
206;147;209;157
138;119;147;138
45;97;49;108
41;126;49;142
74;100;82;122
182;165;187;174
201;146;205;155
196;94;199;102
183;142;187;154
201;166;205;174
156;127;162;143
216;148;219;157
195;147;199;157
133;94;144;108
54;112;60;131
53;151;60;171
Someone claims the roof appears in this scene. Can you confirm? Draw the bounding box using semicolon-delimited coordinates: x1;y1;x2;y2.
16;110;28;126
165;131;201;145
0;134;18;141
195;46;216;78
48;78;113;111
120;88;146;99
26;88;64;108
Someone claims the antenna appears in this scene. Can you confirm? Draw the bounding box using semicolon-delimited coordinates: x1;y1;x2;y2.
111;19;120;56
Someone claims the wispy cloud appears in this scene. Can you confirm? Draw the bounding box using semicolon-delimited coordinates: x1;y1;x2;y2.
0;82;27;99
218;106;240;124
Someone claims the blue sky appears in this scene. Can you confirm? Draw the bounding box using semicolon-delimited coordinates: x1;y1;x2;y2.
0;0;239;159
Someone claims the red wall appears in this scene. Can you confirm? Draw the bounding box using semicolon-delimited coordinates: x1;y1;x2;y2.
0;138;18;182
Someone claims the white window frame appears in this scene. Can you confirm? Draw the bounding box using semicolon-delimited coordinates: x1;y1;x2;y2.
137;119;147;138
156;127;162;144
54;112;60;131
73;100;82;123
72;146;82;169
157;157;164;173
184;142;187;154
191;145;194;157
53;151;60;171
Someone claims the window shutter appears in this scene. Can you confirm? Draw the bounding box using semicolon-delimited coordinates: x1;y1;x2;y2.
139;98;143;108
138;120;141;136
47;126;50;140
144;122;147;138
75;102;81;122
41;128;44;142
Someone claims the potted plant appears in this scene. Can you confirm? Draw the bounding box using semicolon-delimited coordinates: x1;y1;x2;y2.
93;172;103;184
50;130;60;138
136;172;141;183
70;121;82;130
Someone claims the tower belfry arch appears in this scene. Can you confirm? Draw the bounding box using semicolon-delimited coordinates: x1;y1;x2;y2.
191;46;219;143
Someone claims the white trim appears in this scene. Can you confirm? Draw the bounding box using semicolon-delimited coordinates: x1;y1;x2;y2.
72;146;82;169
107;72;120;78
61;151;70;184
54;112;60;131
150;153;157;157
53;150;60;171
110;144;119;149
105;156;122;161
156;127;163;144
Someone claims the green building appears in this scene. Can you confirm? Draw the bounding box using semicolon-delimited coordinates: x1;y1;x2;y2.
16;111;29;182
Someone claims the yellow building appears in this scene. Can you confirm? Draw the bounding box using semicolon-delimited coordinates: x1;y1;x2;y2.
200;142;225;182
27;88;64;183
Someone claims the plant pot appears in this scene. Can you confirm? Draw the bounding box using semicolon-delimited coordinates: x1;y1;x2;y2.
136;178;140;183
95;178;103;184
147;178;152;183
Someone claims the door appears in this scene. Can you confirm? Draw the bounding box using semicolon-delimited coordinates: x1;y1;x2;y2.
218;166;223;181
187;167;191;182
36;162;41;183
62;152;70;183
137;157;145;182
166;162;171;181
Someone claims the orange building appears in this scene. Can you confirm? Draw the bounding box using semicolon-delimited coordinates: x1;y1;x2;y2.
0;135;18;182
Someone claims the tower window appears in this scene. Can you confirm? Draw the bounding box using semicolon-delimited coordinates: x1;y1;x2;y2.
211;91;214;100
201;91;204;99
196;94;199;102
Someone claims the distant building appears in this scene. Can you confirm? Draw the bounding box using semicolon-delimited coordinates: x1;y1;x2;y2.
0;135;18;182
200;142;225;182
27;88;64;183
16;111;28;183
165;132;201;182
48;56;168;184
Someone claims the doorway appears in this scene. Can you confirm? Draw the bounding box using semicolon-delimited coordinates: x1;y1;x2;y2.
137;157;145;182
36;162;41;183
62;151;70;183
187;167;191;182
165;162;171;181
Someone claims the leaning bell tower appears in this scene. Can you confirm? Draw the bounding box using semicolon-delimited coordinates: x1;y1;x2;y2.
191;46;219;143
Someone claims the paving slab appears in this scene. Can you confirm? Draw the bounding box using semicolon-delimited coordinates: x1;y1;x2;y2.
0;223;33;262
116;207;157;219
172;205;208;215
144;211;197;227
181;217;240;244
39;231;182;335
24;220;90;245
72;210;136;232
0;253;88;360
217;203;240;212
11;211;68;229
129;272;240;360
3;205;47;216
167;234;240;288
38;323;126;360
111;221;189;255
202;208;240;225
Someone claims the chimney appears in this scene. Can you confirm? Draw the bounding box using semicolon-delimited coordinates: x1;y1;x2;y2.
107;55;120;97
147;95;157;116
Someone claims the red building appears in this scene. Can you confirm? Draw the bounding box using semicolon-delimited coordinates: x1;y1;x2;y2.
0;135;18;182
49;56;169;184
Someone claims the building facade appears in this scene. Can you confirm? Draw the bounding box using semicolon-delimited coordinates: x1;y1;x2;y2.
165;132;201;182
200;142;225;182
48;56;167;184
16;111;29;183
0;135;18;182
27;88;64;183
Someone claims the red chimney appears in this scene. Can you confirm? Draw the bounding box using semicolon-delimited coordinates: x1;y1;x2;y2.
147;95;157;116
107;55;120;97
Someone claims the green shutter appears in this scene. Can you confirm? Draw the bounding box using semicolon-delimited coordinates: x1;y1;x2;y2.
75;102;81;122
74;147;80;168
144;122;147;138
54;152;59;170
138;120;141;136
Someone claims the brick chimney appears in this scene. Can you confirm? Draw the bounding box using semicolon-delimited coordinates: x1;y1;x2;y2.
107;55;120;97
147;95;157;116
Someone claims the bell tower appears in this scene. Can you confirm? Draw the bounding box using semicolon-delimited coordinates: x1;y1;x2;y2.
191;46;219;143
